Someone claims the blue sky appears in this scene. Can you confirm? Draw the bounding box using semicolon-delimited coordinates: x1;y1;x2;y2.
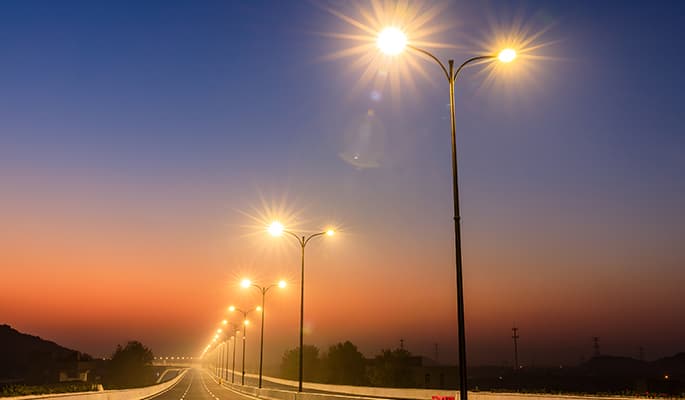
1;0;683;364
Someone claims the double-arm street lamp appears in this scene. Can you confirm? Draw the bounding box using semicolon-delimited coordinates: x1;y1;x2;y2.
240;278;287;388
229;305;260;385
267;222;334;392
375;27;517;400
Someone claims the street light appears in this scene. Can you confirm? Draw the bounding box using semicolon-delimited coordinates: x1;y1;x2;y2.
376;27;516;400
229;305;259;385
268;221;334;392
230;330;239;383
220;321;238;382
240;278;287;388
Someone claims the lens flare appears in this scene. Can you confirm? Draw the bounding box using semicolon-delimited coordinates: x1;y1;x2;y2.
377;27;407;55
498;48;516;63
268;221;284;237
319;0;454;100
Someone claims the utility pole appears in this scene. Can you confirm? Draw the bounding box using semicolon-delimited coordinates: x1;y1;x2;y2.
592;337;600;357
435;343;439;363
400;338;404;350
512;327;520;371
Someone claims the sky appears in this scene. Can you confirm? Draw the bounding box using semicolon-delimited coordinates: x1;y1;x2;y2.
1;0;684;369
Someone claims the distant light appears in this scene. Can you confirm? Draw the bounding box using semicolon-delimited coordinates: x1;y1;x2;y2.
240;278;252;288
665;375;670;380
268;221;284;236
498;48;517;63
244;320;250;326
278;280;287;288
222;320;227;325
326;229;335;236
217;328;222;333
229;305;236;312
377;27;407;55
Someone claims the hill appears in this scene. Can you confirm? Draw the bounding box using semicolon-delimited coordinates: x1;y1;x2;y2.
0;324;90;384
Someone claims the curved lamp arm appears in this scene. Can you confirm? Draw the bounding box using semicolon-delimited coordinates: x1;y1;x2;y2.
407;45;496;84
407;45;450;81
303;231;327;247
454;55;495;81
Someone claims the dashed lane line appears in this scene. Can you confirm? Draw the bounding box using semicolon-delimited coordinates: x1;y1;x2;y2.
201;370;262;400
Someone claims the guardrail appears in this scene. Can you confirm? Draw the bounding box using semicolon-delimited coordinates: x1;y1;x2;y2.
9;369;188;400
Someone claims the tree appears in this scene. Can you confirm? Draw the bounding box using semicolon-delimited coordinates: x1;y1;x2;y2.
321;341;368;385
279;345;322;382
106;341;154;388
368;348;414;388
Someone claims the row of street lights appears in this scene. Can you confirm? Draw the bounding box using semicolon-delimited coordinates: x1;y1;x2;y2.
201;222;333;391
202;24;518;400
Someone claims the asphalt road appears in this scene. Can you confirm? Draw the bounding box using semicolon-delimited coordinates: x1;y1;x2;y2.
149;369;257;400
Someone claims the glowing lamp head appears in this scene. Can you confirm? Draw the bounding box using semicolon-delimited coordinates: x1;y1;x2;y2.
222;320;227;325
377;27;407;55
217;329;222;333
498;48;517;63
240;278;251;288
268;221;284;236
244;320;250;326
326;229;335;236
278;280;287;288
228;305;236;312
256;306;262;312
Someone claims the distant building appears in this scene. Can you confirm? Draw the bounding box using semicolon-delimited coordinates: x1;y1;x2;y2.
408;356;458;389
58;360;98;383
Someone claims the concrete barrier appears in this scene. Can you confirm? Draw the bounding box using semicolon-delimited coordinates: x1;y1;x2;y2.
215;370;652;400
10;369;188;400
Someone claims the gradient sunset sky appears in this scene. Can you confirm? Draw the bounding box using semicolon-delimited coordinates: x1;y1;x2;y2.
1;0;684;369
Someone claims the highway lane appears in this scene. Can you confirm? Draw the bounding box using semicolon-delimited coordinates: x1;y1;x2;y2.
150;369;257;400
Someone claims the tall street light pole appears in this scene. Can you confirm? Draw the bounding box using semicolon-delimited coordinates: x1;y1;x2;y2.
229;305;258;385
267;222;334;392
240;278;287;388
376;27;517;400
